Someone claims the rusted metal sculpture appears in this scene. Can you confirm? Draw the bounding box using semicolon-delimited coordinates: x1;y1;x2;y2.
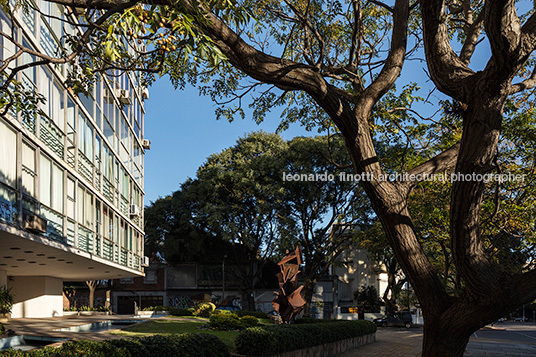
272;246;306;323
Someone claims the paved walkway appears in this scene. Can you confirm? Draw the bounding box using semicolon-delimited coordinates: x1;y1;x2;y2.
2;314;147;342
336;326;536;357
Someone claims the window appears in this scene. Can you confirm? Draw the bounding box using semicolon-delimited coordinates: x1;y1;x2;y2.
0;119;17;188
39;154;64;212
22;142;36;197
39;69;64;129
77;184;94;228
78;112;94;161
0;13;15;70
66;177;75;219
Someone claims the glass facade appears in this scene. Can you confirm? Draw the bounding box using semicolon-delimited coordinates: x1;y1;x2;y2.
0;2;146;272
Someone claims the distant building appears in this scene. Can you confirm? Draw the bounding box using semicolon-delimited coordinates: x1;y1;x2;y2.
0;4;147;317
310;224;389;319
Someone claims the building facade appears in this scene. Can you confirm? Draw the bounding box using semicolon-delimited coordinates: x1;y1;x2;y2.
0;2;147;317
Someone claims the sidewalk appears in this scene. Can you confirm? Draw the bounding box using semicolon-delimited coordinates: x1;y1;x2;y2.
336;327;536;357
335;328;423;357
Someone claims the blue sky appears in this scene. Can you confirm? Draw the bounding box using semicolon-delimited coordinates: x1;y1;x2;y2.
143;80;310;204
141;23;496;205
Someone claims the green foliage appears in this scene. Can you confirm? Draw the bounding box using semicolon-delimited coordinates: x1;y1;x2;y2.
0;333;228;357
54;340;129;357
64;305;108;312
194;302;216;317
0;349;25;357
208;313;259;330
0;286;14;315
240;315;259;328
136;333;228;357
354;285;382;313
141;305;168;311
235;320;377;356
105;339;150;357
293;317;335;324
208;313;241;330
0;322;4;334
235;310;268;319
169;307;194;316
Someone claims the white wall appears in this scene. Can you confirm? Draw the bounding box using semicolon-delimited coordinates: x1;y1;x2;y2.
8;276;63;318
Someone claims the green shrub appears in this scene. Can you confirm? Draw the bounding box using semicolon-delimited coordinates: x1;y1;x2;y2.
141;305;168;311
208;313;259;330
135;333;228;357
236;310;268;319
168;307;194;316
106;339;150;356
209;313;241;330
54;340;129;356
235;320;377;356
0;349;26;356
294;317;336;324
194;302;216;318
172;333;228;357
136;335;181;356
0;334;229;357
0;322;4;334
240;315;259;328
0;286;14;315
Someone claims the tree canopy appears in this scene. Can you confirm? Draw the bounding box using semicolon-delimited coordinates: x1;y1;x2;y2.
145;131;371;311
3;1;536;355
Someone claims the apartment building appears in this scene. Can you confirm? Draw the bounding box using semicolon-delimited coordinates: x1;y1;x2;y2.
0;2;148;317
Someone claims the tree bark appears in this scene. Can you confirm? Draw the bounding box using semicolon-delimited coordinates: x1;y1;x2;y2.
86;281;98;309
301;278;316;317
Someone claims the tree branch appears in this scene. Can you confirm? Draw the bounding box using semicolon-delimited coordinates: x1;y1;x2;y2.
402;142;460;191
418;0;475;102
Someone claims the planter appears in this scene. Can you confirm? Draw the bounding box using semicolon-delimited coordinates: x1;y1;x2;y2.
272;333;375;357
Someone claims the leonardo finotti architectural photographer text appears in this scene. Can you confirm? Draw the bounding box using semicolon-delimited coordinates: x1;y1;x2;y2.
282;172;525;183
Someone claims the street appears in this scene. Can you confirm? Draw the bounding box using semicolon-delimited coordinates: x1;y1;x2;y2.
335;322;536;356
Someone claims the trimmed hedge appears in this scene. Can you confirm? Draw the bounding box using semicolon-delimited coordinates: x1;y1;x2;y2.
168;307;194;316
0;333;228;357
235;320;376;356
208;313;259;330
235;310;269;319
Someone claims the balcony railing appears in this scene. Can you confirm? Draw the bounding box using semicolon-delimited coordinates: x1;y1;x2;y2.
40;116;65;158
40;205;64;243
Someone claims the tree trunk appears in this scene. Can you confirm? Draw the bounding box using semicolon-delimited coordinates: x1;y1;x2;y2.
421;321;470;357
240;289;255;311
86;281;98;309
301;279;315;317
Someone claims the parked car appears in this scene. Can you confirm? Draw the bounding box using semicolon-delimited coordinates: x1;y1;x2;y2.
514;316;528;322
373;311;413;328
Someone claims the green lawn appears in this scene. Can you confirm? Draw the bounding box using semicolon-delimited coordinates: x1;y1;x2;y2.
109;317;239;352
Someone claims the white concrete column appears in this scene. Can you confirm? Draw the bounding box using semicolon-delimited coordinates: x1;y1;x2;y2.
8;276;64;318
0;270;6;288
